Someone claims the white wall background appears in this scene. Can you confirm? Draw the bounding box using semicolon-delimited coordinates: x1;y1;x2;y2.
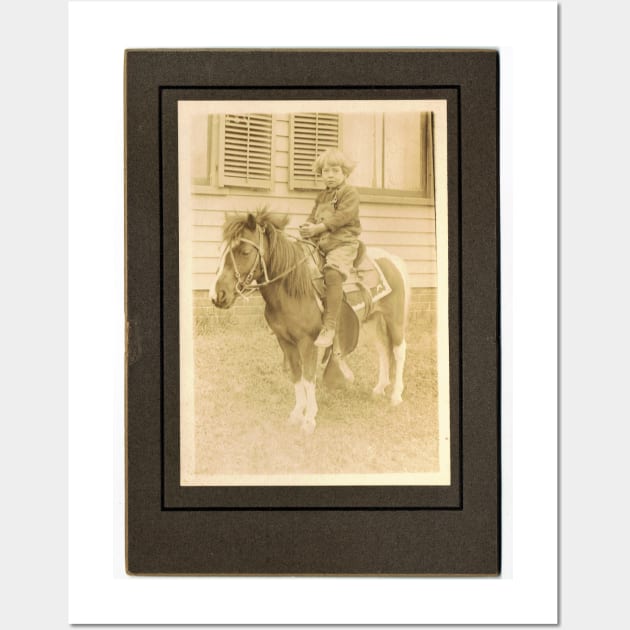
7;0;630;628
69;2;557;622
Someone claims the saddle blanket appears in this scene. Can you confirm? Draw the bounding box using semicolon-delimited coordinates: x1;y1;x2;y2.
308;244;392;322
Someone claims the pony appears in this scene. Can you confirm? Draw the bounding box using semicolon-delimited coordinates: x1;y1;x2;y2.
211;209;409;434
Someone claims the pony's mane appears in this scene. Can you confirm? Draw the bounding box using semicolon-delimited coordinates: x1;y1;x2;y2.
223;208;313;299
222;208;289;242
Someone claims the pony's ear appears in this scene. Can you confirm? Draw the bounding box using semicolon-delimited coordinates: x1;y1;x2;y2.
246;213;257;231
275;213;290;230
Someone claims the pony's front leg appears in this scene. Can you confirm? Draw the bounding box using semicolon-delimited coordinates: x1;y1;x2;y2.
289;380;307;426
298;338;319;434
288;378;317;433
300;380;317;434
277;338;306;425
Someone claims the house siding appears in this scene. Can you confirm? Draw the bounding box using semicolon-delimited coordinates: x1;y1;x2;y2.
193;287;436;333
188;113;438;292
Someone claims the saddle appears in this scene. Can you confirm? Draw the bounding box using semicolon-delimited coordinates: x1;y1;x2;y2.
307;240;392;357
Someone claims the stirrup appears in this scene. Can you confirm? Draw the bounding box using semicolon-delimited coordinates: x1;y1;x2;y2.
314;327;335;348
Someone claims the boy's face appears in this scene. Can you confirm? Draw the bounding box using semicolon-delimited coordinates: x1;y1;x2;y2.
321;163;346;188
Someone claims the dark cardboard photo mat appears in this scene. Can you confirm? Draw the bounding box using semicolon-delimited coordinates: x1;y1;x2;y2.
126;50;499;575
167;90;457;509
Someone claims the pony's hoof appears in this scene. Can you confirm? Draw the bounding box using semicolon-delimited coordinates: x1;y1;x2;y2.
372;386;387;398
287;411;303;425
390;394;403;406
301;419;316;434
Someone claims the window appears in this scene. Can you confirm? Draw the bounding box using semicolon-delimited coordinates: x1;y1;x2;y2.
342;111;434;199
289;113;341;189
288;111;434;200
217;114;273;189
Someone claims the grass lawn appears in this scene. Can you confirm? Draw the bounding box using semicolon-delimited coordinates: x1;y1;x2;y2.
192;312;441;478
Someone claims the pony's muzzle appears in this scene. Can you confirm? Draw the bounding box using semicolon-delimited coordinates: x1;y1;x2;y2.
211;279;237;308
211;288;228;308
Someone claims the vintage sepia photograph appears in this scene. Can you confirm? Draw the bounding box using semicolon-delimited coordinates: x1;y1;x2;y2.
124;47;500;577
178;100;450;487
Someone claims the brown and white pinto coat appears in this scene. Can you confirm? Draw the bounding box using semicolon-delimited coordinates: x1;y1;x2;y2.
211;210;408;433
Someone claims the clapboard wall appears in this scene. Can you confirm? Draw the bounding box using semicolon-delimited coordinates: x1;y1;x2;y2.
188;113;437;292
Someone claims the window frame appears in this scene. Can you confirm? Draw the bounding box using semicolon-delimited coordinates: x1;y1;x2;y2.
288;111;435;204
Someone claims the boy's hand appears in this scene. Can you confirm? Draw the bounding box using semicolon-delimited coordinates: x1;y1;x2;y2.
299;222;326;238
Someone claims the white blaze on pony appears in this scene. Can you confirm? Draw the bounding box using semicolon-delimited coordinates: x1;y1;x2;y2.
212;210;409;432
208;244;228;303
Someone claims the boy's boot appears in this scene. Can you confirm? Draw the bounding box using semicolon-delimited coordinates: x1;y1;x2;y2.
314;268;343;347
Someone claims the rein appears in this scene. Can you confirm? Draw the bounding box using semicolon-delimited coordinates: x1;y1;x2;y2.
221;224;317;299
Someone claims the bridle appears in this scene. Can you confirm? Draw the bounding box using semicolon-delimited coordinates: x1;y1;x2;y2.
224;224;269;298
220;223;315;299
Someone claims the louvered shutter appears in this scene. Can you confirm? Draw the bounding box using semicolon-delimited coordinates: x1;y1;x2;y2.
289;113;340;189
218;114;273;189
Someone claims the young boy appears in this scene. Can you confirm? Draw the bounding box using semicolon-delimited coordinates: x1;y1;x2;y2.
299;148;362;348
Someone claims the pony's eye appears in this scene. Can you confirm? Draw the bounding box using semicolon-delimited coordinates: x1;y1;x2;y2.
239;248;251;256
